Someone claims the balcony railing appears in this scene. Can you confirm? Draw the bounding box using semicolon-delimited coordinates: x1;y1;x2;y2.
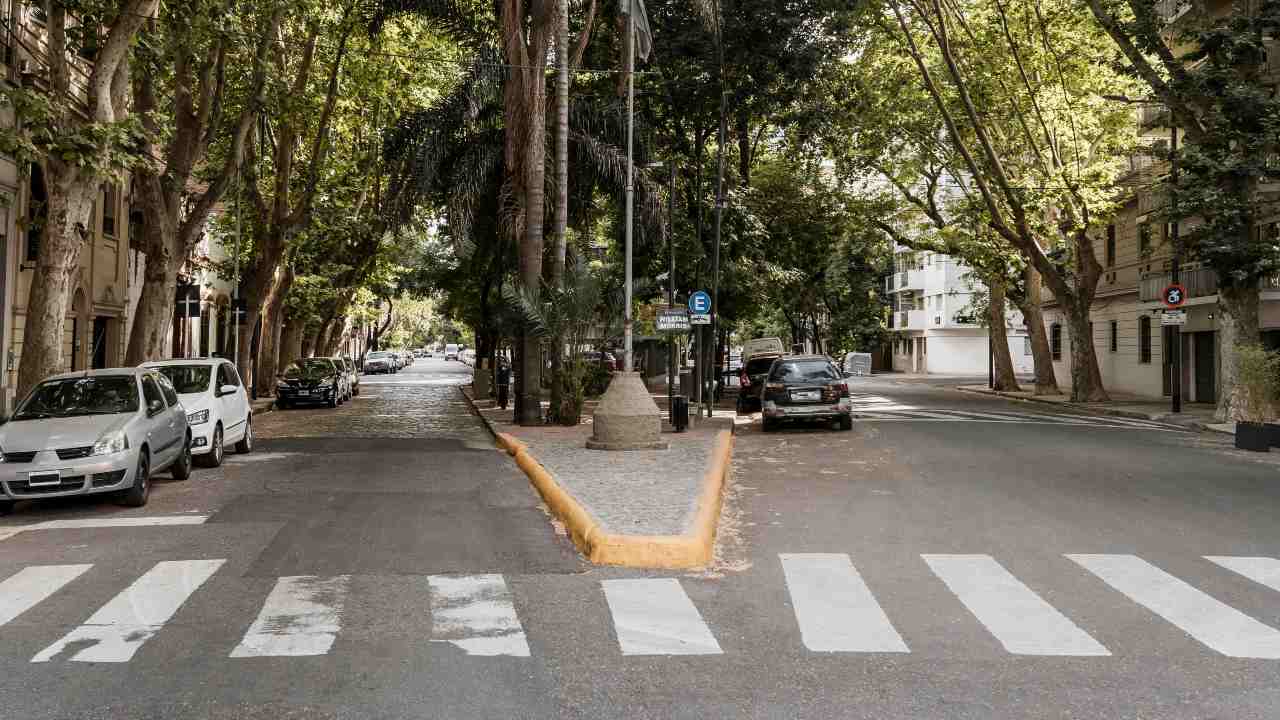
1139;266;1218;302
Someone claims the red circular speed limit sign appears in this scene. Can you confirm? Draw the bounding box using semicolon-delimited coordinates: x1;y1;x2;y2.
1162;283;1187;308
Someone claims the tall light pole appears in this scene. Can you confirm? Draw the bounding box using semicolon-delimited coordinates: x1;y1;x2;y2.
622;4;636;373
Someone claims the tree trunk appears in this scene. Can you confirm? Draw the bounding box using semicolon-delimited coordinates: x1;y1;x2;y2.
1018;265;1059;395
325;317;351;356
254;265;294;394
518;74;548;426
1063;298;1107;402
986;281;1020;392
17;175;94;399
1216;283;1260;421
125;176;181;365
302;323;321;359
280;314;305;369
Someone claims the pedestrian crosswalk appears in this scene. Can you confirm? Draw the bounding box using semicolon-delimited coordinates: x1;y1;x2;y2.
4;553;1280;663
847;395;1181;430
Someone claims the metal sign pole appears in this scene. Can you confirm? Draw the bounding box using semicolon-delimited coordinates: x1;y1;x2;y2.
233;172;241;367
622;3;635;373
1170;118;1181;414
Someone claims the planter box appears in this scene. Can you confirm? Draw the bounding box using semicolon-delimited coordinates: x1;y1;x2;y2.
1236;422;1271;452
1267;422;1280;448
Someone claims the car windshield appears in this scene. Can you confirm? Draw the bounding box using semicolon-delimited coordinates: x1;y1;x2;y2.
154;365;212;394
368;352;390;359
14;376;139;419
769;360;839;383
285;359;334;377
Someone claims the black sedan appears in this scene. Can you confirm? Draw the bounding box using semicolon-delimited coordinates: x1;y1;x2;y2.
275;358;344;409
736;352;783;414
759;355;852;432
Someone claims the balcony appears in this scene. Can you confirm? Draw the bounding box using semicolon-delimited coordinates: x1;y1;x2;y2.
897;270;924;292
1139;266;1218;302
893;310;928;331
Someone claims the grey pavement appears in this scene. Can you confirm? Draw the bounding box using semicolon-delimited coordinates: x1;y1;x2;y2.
3;365;1280;718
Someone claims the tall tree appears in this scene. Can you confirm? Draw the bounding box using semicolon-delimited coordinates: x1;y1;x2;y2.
1;0;159;397
126;0;279;365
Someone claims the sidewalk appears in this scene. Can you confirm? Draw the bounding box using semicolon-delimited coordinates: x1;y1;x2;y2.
462;387;735;569
956;385;1231;433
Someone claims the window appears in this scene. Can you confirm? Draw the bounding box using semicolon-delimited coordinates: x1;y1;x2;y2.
141;375;165;412
1050;323;1062;360
1106;224;1116;267
1139;316;1152;364
1110;320;1118;353
921;338;927;355
768;359;840;382
26;165;46;263
102;184;118;237
217;363;240;389
1024;337;1033;356
158;365;213;394
157;374;180;407
1139;223;1152;255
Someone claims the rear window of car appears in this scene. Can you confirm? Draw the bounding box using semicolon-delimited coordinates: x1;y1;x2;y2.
769;359;839;382
155;365;212;394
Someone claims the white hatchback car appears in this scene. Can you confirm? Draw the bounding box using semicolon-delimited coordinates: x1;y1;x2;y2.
0;368;192;514
144;358;253;468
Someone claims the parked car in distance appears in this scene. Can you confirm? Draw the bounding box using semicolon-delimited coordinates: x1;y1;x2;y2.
737;352;783;413
579;350;620;371
144;358;253;468
759;355;852;432
0;368;193;514
363;351;396;374
275;358;346;409
336;357;359;396
741;337;786;362
404;350;415;366
445;343;460;361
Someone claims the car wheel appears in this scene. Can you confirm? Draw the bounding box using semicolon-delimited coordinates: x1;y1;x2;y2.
762;418;778;433
171;434;193;480
119;451;150;507
328;393;338;409
198;424;225;467
234;417;253;454
276;399;290;410
839;415;853;431
0;500;13;516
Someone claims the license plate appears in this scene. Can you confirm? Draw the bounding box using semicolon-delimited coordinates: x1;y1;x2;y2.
27;472;61;487
792;390;819;401
297;390;310;396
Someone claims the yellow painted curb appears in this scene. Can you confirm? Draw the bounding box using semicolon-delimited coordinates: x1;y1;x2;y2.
495;430;734;569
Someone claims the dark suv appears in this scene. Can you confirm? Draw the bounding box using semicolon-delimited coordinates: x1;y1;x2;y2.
760;355;852;432
737;353;782;413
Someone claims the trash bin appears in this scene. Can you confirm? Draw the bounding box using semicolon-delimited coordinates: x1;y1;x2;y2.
679;370;694;397
671;395;689;433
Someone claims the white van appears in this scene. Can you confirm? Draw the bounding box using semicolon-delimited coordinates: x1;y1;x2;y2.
445;343;460;361
742;337;786;362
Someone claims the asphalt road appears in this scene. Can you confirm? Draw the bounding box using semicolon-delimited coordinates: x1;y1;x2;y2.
3;364;1280;719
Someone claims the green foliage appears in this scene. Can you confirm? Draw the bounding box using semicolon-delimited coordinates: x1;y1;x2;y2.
1232;344;1280;423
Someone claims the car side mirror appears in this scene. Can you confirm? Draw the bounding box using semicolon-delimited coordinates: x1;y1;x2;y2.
148;399;164;416
219;384;237;396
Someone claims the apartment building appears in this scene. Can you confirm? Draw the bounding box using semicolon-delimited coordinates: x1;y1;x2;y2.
885;244;1033;376
0;3;135;411
1040;0;1280;404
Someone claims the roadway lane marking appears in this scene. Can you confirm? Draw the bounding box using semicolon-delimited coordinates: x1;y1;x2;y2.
924;554;1109;656
0;515;209;542
602;578;722;655
428;574;530;657
780;553;908;653
1069;554;1280;658
0;565;93;628
230;575;350;658
32;559;224;663
1205;556;1280;593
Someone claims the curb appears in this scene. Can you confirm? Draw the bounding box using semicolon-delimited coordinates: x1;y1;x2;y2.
495;430;733;569
954;386;1224;433
460;383;735;568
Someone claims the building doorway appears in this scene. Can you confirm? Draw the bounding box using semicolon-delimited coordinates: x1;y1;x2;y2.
91;316;109;369
1193;331;1215;404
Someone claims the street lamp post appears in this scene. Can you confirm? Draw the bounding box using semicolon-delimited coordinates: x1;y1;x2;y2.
667;163;676;422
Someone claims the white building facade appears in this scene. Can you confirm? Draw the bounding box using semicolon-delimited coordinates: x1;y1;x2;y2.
885;245;1033;376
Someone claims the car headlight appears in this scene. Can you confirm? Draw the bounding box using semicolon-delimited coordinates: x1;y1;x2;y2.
92;431;129;456
187;409;209;425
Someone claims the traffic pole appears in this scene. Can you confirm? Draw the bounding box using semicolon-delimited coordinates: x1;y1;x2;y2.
1170;117;1181;414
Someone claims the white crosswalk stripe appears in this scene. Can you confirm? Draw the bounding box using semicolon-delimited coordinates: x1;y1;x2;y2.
428;574;530;657
1069;554;1280;658
231;575;351;658
781;553;908;653
32;559;224;663
602;578;722;655
844;397;1179;430
0;564;92;628
1206;556;1280;593
924;554;1110;656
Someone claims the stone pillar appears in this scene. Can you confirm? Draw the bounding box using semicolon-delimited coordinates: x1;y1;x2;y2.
587;371;668;450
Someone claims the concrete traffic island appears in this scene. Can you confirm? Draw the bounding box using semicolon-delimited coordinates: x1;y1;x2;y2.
586;371;669;450
462;386;732;569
